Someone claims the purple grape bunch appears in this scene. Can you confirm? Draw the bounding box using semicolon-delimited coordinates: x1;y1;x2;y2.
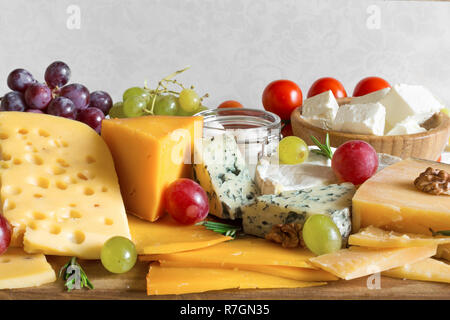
1;61;113;133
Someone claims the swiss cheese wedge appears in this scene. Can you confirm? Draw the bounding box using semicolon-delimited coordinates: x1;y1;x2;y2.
352;159;450;234
382;258;450;284
0;112;130;259
349;226;450;248
158;260;338;282
140;236;316;269
146;263;325;295
128;214;232;254
309;245;437;280
0;248;56;289
101;115;203;222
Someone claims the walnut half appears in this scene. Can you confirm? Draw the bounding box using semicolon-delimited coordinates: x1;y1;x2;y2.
265;223;303;248
414;167;450;196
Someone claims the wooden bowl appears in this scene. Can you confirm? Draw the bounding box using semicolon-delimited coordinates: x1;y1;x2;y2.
291;99;450;160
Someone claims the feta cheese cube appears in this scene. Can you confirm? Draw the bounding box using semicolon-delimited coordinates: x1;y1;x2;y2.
386;115;428;136
380;84;444;128
351;87;390;105
332;103;386;135
301;90;339;129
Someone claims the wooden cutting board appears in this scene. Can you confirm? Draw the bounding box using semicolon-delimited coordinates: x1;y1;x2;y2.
1;256;449;300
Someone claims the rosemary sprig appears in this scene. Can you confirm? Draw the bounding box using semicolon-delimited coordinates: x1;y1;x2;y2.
310;134;333;160
196;221;241;238
59;257;94;292
430;228;450;237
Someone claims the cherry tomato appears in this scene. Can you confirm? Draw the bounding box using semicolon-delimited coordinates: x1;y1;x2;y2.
262;80;302;120
307;77;347;99
353;77;391;97
218;100;244;109
281;122;293;137
165;178;209;225
332;140;378;185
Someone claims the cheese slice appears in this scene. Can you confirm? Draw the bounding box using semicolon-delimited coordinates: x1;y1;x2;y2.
0;112;130;259
158;260;338;282
140;236;316;269
128;214;232;255
349;226;450;248
309;245;437;280
146;263;325;295
382;258;450;284
352;159;450;234
101;115;203;222
0;248;56;289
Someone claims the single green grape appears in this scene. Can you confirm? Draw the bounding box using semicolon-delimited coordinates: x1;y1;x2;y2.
179;89;200;112
177;105;208;116
302;215;342;256
123;96;146;118
108;102;126;118
101;236;137;274
123;87;150;104
278;136;309;164
153;95;179;116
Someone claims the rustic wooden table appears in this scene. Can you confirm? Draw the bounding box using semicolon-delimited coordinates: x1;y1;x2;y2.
1;256;449;300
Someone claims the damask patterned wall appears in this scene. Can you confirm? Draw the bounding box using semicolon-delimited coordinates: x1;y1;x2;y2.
0;0;449;107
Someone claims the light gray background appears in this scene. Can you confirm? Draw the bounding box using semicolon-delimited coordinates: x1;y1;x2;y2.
1;0;449;108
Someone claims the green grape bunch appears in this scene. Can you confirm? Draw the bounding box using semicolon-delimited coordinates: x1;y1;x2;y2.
110;67;209;118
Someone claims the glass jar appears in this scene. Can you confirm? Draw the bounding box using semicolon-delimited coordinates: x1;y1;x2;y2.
195;108;281;178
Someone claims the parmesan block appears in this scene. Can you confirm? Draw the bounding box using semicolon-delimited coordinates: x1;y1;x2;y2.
332;103;386;135
382;258;450;284
139;237;316;269
301;90;339;129
128;214;232;255
380;83;444;129
0;248;56;289
349;226;450;248
352;159;450;235
309;245;437;280
146;263;325;295
0;112;130;259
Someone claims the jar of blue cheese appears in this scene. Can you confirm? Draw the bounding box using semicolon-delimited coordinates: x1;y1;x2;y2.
195;108;281;178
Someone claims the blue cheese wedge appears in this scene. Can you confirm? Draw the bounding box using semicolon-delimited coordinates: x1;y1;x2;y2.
242;183;355;244
193;134;257;220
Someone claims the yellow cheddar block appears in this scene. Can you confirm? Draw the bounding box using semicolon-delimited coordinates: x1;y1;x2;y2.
140;236;316;269
349;226;450;248
382;258;450;284
146;263;325;295
101;115;203;222
158;260;338;282
0;248;56;289
0;112;130;259
128;214;232;255
309;245;437;280
352;159;450;235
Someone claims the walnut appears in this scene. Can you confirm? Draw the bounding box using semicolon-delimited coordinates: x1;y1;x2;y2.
414;167;450;196
265;223;303;248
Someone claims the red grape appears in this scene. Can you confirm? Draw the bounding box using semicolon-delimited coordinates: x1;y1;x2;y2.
0;215;12;255
26;109;44;114
7;68;35;93
1;91;27;111
45;61;71;89
47;96;77;119
60;83;90;110
165;178;209;225
331;140;378;185
77;107;105;133
89;91;113;114
24;83;52;110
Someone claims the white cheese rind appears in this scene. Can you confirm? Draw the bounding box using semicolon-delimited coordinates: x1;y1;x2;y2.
193;134;257;220
351;88;390;105
301;90;339;129
380;84;444;128
332;103;386;135
242;183;355;243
